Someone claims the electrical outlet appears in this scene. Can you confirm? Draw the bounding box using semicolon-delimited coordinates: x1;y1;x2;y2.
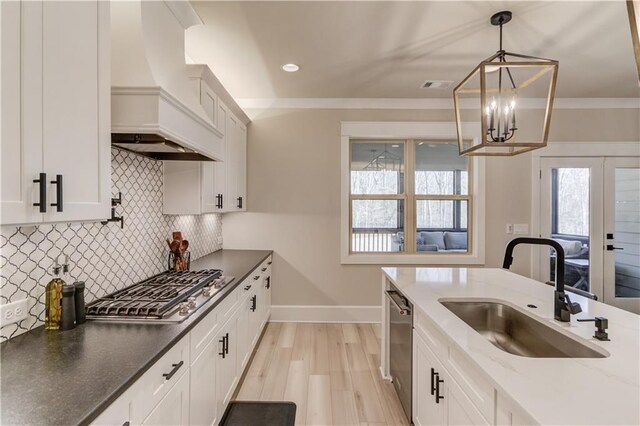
506;224;514;234
0;299;29;327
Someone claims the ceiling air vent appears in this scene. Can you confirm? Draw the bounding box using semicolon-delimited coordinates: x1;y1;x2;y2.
421;80;454;89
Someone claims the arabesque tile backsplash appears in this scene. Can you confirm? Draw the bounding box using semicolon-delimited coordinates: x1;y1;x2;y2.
0;148;222;341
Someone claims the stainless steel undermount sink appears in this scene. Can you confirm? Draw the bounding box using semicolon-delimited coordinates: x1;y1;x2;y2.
440;299;608;358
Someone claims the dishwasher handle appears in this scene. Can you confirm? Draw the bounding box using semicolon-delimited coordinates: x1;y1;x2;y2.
385;290;411;316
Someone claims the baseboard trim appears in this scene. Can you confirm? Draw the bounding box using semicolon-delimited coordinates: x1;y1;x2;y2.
270;305;381;323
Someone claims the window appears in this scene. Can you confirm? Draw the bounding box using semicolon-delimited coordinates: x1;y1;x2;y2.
348;139;472;255
341;121;484;265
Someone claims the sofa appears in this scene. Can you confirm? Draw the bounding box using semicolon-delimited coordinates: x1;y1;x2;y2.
393;231;468;252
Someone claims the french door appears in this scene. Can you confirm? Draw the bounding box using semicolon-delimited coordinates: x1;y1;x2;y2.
603;157;640;313
539;156;640;313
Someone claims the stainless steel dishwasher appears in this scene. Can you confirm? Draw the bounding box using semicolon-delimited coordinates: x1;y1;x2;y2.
386;285;413;421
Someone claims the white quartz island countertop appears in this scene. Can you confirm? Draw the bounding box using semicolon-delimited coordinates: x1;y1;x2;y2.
382;267;640;426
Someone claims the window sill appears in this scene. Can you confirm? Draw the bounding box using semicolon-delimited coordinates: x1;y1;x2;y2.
341;252;485;265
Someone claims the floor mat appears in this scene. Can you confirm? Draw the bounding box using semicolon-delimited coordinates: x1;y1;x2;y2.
219;401;297;426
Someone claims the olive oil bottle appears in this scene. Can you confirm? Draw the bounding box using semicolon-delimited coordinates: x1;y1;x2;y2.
45;260;65;330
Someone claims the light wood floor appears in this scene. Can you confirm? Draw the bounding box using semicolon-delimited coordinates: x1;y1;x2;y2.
235;322;410;426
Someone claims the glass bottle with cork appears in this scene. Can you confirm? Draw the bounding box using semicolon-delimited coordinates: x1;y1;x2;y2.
45;255;66;330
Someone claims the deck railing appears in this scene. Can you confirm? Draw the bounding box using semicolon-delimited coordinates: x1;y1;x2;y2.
351;229;398;252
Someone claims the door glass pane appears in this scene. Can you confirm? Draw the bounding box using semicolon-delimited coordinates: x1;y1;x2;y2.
614;168;640;298
550;168;590;291
416;200;468;253
351;141;404;194
415;142;468;195
351;199;404;252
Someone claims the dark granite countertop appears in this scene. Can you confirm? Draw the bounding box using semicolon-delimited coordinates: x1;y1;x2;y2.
0;249;272;426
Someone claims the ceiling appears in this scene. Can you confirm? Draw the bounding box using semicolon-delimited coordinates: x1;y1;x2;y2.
186;1;640;100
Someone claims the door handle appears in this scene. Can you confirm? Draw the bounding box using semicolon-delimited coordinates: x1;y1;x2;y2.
607;245;623;251
435;374;444;403
219;336;226;358
50;174;63;212
162;361;183;381
33;173;47;213
385;290;411;315
430;368;436;395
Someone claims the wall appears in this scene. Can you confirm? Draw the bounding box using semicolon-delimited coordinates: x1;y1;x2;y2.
222;107;640;310
0;148;222;341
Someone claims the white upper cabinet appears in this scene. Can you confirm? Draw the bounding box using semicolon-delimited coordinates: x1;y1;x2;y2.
0;0;111;225
163;76;249;215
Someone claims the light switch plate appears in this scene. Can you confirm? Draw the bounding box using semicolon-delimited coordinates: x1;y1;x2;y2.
513;224;529;235
0;299;29;327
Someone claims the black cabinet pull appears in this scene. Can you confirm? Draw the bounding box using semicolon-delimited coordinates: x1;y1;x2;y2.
224;332;229;355
261;267;267;272
33;173;47;213
251;295;257;312
430;368;436;395
268;261;272;265
219;335;226;358
50;174;63;212
216;194;224;209
244;285;252;291
237;196;243;209
253;275;260;280
162;360;183;381
435;374;444;403
265;277;271;289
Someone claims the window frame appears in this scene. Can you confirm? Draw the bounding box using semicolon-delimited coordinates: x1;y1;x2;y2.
341;121;485;265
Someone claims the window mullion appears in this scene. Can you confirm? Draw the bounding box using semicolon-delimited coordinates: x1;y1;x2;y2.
406;139;416;254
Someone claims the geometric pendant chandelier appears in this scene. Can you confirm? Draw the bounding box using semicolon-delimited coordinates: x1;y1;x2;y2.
453;11;559;156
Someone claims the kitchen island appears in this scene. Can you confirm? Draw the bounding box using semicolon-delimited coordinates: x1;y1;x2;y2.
381;267;640;426
0;249;272;426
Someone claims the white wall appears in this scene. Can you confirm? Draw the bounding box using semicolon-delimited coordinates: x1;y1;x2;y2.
223;108;640;309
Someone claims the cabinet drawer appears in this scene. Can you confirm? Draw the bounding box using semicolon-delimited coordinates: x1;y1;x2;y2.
447;347;495;423
190;308;218;363
414;310;449;361
130;334;190;424
217;287;239;319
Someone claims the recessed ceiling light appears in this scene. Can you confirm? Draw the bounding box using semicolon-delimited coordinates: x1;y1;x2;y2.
281;63;300;73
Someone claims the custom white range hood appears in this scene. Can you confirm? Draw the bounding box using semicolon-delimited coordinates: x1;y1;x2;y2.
110;0;223;161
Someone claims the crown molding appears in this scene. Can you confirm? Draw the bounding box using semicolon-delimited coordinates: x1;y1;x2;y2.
236;97;640;110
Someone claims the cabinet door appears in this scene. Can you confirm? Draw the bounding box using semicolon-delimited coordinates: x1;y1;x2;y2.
42;0;110;223
1;1;44;225
262;274;272;324
213;103;228;211
236;295;250;370
190;338;219;426
142;370;190;426
91;391;132;426
248;283;262;346
413;331;445;426
199;81;218;129
216;316;238;417
225;112;238;211
236;124;247;211
443;370;489;426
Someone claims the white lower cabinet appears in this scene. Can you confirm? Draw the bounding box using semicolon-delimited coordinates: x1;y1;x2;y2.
215;311;239;417
413;329;489;426
190;337;219;426
92;255;273;426
142;371;190;426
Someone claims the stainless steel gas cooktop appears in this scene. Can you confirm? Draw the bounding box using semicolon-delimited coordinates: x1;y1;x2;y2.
85;269;234;323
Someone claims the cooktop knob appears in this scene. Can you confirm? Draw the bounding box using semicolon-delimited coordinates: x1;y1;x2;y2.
187;297;197;309
178;302;190;316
